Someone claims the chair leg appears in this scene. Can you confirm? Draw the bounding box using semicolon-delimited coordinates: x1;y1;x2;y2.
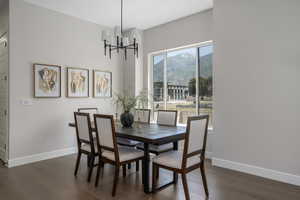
173;172;178;184
95;157;102;187
181;173;190;200
122;165;127;177
74;152;81;176
128;163;132;169
112;166;120;196
100;161;105;167
87;154;91;168
156;167;159;179
200;163;209;197
136;160;139;172
152;163;158;193
87;155;95;182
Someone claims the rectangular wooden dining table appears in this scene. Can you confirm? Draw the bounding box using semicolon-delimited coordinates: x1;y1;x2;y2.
68;121;186;193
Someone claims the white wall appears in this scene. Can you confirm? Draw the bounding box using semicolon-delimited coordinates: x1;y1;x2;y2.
142;10;214;155
213;0;300;185
8;0;123;164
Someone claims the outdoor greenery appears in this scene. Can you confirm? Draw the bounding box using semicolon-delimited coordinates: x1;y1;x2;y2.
188;76;213;97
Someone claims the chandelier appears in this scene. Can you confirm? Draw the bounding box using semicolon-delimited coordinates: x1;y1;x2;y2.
101;0;138;60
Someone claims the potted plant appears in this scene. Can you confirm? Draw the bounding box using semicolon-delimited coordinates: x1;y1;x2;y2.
113;91;149;128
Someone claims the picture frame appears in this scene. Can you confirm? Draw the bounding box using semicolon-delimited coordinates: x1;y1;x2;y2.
33;63;61;98
67;67;89;98
93;70;112;98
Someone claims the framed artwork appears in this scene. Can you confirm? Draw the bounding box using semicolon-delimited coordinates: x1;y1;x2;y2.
34;63;61;98
67;67;89;98
93;70;112;98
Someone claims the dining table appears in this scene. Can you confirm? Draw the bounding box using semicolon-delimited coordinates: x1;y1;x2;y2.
68;121;186;193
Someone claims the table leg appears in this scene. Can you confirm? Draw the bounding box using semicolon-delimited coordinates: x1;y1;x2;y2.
173;141;178;184
173;141;178;150
142;143;150;193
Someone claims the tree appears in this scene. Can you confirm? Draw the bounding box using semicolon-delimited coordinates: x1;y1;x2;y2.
188;76;213;98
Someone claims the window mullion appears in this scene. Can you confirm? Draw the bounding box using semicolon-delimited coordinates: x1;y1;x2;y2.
163;51;168;109
196;47;200;115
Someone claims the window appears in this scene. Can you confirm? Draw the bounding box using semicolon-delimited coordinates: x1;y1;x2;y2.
150;42;213;127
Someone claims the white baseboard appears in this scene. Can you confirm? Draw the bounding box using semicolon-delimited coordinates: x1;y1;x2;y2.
212;158;300;186
8;147;77;168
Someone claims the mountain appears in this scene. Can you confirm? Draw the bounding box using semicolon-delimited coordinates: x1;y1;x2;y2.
153;52;212;86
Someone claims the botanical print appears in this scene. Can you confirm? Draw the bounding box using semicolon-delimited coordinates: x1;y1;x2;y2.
34;64;61;98
67;68;89;97
93;70;112;98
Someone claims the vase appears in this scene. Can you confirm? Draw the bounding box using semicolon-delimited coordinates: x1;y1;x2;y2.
120;111;134;128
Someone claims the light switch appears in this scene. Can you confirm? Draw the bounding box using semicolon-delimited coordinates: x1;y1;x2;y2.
20;99;33;106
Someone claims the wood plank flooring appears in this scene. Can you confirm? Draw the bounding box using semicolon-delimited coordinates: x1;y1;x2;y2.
0;155;299;200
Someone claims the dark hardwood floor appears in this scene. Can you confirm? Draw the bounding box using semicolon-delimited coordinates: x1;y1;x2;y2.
0;155;299;200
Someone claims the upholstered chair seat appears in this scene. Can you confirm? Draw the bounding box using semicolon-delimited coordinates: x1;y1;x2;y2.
152;151;200;169
102;146;144;162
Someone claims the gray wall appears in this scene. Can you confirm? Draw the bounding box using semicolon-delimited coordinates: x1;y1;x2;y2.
143;10;213;88
9;0;123;160
213;0;300;176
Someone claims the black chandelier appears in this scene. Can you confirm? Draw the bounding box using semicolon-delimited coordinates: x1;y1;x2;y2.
102;0;138;60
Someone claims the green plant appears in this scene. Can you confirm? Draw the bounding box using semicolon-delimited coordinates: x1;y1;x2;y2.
113;90;150;112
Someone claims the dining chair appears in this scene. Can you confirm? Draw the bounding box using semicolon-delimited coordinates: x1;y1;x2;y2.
93;114;145;197
77;108;100;167
137;110;177;155
134;109;151;124
152;115;210;200
117;109;151;171
78;107;99;119
73;112;99;182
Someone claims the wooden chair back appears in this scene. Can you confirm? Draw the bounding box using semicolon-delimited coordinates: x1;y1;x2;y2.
94;114;120;163
157;110;178;126
134;109;151;124
78;107;99;119
182;115;209;169
74;112;96;153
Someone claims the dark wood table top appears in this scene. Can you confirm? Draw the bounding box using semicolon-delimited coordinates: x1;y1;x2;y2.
69;122;186;145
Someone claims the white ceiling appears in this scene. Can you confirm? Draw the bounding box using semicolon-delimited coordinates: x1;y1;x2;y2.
23;0;213;30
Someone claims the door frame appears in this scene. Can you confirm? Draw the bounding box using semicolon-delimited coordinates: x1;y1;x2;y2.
0;32;9;164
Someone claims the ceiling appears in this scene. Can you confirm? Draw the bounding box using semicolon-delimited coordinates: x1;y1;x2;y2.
23;0;213;30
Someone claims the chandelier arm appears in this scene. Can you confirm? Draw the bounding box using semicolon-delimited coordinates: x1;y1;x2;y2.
109;45;112;59
117;36;119;53
103;0;139;59
104;40;107;56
